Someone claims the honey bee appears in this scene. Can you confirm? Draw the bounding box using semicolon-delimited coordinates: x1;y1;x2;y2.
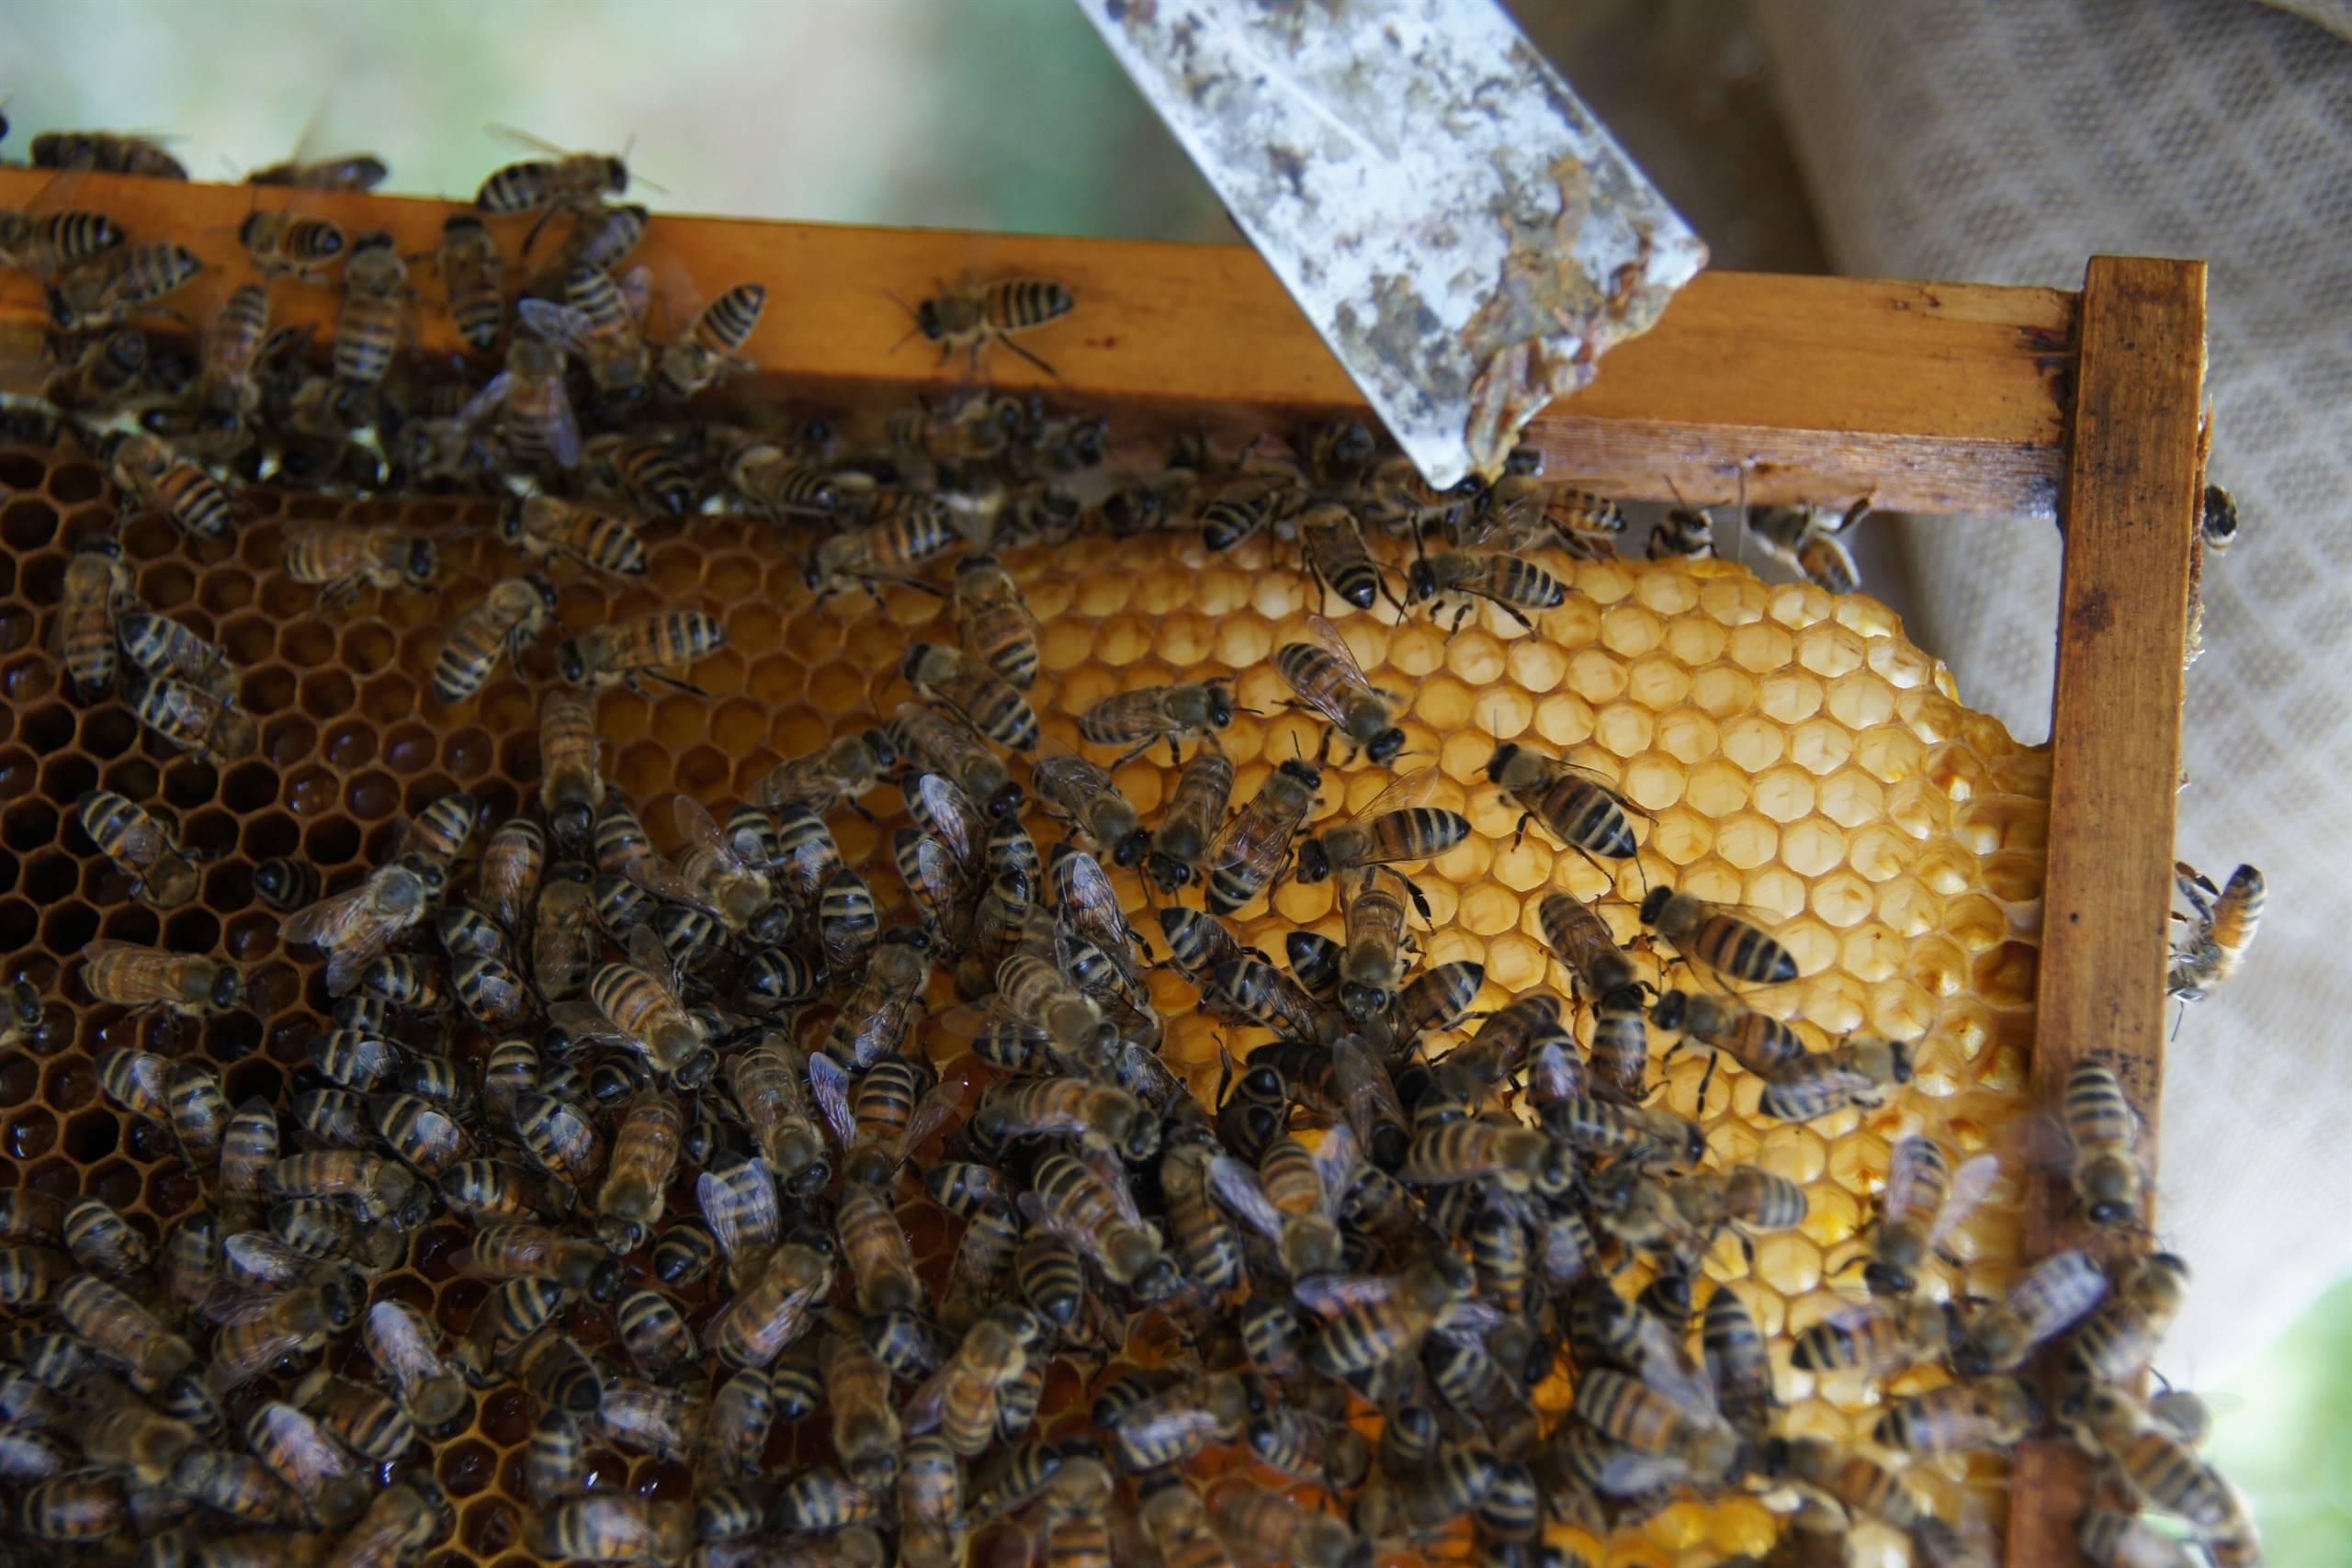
888;705;1020;821
725;435;843;520
946;553;1044;691
2168;861;2262;1001
57;1275;196;1393
1874;1376;2041;1454
613;1287;697;1380
83;939;243;1018
317;1481;449;1568
2072;1252;2190;1383
1532;894;1641;1010
1211;1124;1360;1280
1018;1149;1177;1297
899;1307;1035;1457
118;608;235;704
1405;547;1570;634
594;1089;683;1252
1650;988;1804;1083
537;688;607;853
1863;1135;2001;1295
1780;1437;1925;1530
1648;502;1716;561
1134;739;1240;896
2059;1382;2244;1538
498;494;647;577
43;325;155;412
526;1495;693;1567
1747;502;1867;595
238;205;348;282
321;232;412;399
1759;1035;1912;1122
77;789;200;908
2076;1508;2206;1568
1275;615;1408;763
0;1244;73;1305
51;540;132;702
904;642;1040;750
0;193;127;281
206;1281;356;1393
361;1299;469;1434
813;1326;903;1487
1335;867;1413;1022
1401;1120;1554;1194
130;674;257;764
461;334;582;470
804;501;962;602
1078;679;1239;767
643;280;763;399
20;1470;130;1542
421;211;506;353
1206;1479;1362;1568
1640;887;1799;987
519;261;652;397
1206;756;1323;915
1102;1369;1254;1473
267;1149;432;1227
108;432;236;539
61;1196;149;1278
282;856;442;995
431;573;559;705
1952;1247;2109;1377
550;924;712;1084
556;608;728;695
899;276;1075;376
284;521;436;607
1296;769;1468;919
751;731;895;825
48;242;204;331
474;129;632;249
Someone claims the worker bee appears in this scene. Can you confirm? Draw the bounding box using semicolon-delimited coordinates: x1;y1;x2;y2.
83;939;243;1019
1138;737;1238;895
538;687;606;852
1874;1376;2041;1454
725;435;842;520
0;191;126;281
556;924;715;1086
283;521;436;607
1759;1035;1912;1121
1334;867;1413;1022
1207;1478;1362;1568
1863;1135;2001;1295
499;494;648;576
2059;1383;2244;1538
108;432;236;539
282;856;442;994
1275;615;1408;763
890;704;1023;819
118;608;234;703
208;1282;355;1393
48;242;204;331
1699;1285;1777;1436
432;574;559;704
461;333;582;470
1210;1124;1360;1280
416;214;503;354
58;1274;196;1392
519;261;652;397
1293;501;1397;612
655;281;767;398
128;675;257;764
52;540;133;701
820;1326;904;1486
526;1495;693;1567
899;276;1075;376
804;500;962;601
1031;740;1148;864
2076;1507;2207;1568
1780;1437;1926;1531
361;1299;469;1434
2072;1252;2191;1383
1205;756;1324;916
237;206;347;282
556;609;728;695
267;1148;432;1227
950;553;1043;690
1648;502;1716;561
1650;987;1804;1084
328;232;412;393
31;130;186;176
1951;1247;2109;1377
1533;892;1641;1006
593;1089;683;1253
2168;861;2261;1002
1639;887;1799;986
1294;766;1469;919
43;326;155;412
76;788;199;908
1076;679;1239;767
474;128;633;248
1747;501;1867;595
752;729;897;823
904;642;1040;750
1405;547;1570;634
62;1195;153;1280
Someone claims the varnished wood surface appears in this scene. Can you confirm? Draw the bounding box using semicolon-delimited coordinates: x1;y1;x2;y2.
0;169;2076;513
2008;254;2208;1568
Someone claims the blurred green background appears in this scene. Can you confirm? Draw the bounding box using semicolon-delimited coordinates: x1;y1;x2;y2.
2;0;2341;1561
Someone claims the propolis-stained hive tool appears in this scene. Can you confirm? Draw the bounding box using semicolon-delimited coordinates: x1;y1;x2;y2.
1075;0;1708;487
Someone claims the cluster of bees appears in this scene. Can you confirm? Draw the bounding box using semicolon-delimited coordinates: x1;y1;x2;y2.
1;122;2274;1568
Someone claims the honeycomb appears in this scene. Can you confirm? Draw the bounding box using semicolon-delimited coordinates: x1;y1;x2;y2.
0;432;2054;1568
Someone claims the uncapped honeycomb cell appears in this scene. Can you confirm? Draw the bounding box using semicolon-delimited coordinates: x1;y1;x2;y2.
0;434;2060;1568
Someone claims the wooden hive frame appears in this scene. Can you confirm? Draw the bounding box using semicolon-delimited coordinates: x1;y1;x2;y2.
0;173;2208;1568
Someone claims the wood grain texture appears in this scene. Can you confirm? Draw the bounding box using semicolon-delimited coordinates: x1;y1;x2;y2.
2008;254;2208;1568
0;169;2075;513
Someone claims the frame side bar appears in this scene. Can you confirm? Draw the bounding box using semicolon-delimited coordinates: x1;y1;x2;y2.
2007;254;2208;1568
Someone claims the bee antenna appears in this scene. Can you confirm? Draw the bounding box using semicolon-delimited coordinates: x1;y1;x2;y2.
883;289;924;353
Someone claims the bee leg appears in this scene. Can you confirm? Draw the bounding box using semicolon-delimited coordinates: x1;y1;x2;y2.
997;335;1062;382
1691;1050;1717;1115
1398;875;1433;923
641;672;712;699
1165;737;1183;768
1510;811;1535;852
1500;603;1537;635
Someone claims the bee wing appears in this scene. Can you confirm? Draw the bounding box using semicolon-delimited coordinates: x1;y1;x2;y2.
673;794;755;881
1880;1136;1943;1230
695;1156;779;1269
1204;1156;1287;1244
1014;1190;1101;1262
1348;765;1441;824
1330;1037;1405;1164
1309;1122;1359;1215
1291;1271;1402;1315
1583;1442;1696;1498
484;124;583;157
1926;1154;2003;1250
908;773;981;869
453;369;513;427
804;1051;856;1150
891;1066;971;1163
1628;1316;1718;1419
546;998;631;1052
1078;1143;1145;1227
279;879;376;951
2007;1247;2108;1337
1030;739;1111;809
899;1361;957;1437
897;830;966;925
1531;754;1655;823
545;385;583;470
515;298;594;354
250;1402;358;1486
1051;848;1131;960
622;848;707;913
623;919;690;999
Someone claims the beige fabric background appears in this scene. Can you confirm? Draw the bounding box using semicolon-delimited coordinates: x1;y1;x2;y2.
1754;0;2352;1376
